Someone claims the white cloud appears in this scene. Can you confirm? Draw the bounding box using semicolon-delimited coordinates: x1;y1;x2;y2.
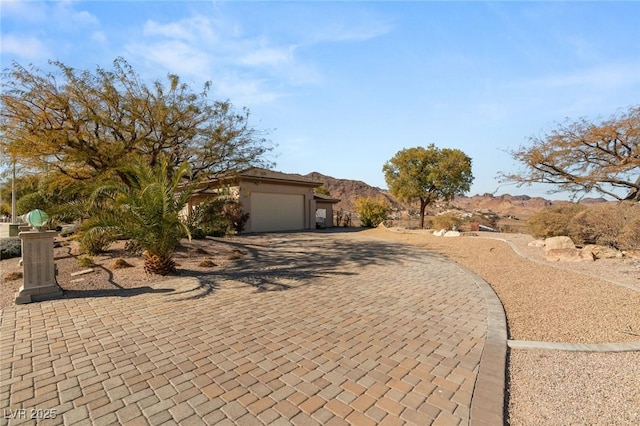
91;31;107;44
238;45;296;67
126;40;213;82
143;16;218;44
310;19;392;44
0;34;49;60
124;8;389;107
514;62;640;91
0;0;48;23
216;75;284;106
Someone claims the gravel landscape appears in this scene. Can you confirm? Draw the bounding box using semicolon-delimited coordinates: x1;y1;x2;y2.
1;227;639;424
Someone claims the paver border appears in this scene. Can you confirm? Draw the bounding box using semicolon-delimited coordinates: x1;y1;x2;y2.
460;266;508;426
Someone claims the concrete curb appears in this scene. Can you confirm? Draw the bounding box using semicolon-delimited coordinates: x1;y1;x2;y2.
508;339;640;352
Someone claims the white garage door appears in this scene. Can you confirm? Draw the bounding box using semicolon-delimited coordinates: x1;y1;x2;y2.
250;192;305;232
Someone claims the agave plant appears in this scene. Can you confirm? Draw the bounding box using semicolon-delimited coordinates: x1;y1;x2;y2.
83;158;194;275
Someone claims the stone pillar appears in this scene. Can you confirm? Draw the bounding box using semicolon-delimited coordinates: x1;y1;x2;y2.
15;230;62;304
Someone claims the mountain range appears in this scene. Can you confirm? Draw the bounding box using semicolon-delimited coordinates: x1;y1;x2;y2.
304;171;607;222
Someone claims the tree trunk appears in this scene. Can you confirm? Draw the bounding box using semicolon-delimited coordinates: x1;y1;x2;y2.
624;176;640;201
143;251;176;275
419;198;427;229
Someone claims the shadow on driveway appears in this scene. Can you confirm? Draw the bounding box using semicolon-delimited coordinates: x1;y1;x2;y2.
172;229;437;300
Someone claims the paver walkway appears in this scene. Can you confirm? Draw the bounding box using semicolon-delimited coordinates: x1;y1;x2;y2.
0;231;506;425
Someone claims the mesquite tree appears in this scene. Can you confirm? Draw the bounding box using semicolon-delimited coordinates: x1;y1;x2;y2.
0;58;274;185
502;106;640;201
383;144;474;229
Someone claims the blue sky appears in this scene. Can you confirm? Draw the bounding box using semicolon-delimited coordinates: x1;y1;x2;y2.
2;1;639;199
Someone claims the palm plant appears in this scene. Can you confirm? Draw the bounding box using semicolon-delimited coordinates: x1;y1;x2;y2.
83;158;194;275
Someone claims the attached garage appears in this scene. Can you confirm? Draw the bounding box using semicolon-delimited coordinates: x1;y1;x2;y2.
187;168;340;234
250;192;305;232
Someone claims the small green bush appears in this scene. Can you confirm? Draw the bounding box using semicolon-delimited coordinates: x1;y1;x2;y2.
432;213;463;231
527;203;586;238
0;237;21;260
355;197;389;228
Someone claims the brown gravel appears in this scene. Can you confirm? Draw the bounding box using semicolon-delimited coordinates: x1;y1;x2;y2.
0;238;248;308
2;229;639;424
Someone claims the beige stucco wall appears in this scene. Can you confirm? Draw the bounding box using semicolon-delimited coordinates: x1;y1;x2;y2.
315;201;335;228
238;180;316;233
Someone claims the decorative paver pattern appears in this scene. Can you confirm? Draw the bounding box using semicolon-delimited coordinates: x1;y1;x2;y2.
0;231;505;425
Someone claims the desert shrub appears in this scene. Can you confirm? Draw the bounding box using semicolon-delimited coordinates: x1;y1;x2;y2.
78;229;117;255
432;213;463;231
355;197;389;228
124;239;143;255
0;237;21;260
618;217;640;250
59;224;78;237
526;203;586;238
568;202;640;249
221;202;250;234
470;213;498;229
110;258;133;269
4;271;23;282
184;196;249;237
77;256;94;267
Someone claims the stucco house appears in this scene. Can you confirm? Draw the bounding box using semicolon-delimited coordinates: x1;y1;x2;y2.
188;168;340;233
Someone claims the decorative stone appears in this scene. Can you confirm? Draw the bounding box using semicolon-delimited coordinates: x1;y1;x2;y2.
582;245;622;259
544;236;575;253
545;248;596;262
443;231;461;237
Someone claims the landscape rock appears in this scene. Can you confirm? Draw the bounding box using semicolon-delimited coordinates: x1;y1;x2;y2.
623;250;640;261
545;248;596;262
544;236;575;253
433;229;447;237
583;245;623;259
444;231;461;237
528;239;546;248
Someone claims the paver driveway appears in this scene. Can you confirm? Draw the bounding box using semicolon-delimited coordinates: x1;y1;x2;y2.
1;231;506;425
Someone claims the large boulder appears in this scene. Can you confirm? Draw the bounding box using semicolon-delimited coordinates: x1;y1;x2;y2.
545;248;596;262
544;236;576;253
443;231;461;237
433;229;447;236
583;245;623;259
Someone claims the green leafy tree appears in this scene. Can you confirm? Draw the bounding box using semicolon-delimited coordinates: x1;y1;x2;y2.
502;106;640;201
82;158;194;275
383;144;474;228
0;58;274;185
355;197;389;228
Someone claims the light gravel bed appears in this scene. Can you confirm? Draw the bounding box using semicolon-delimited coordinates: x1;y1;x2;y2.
508;350;640;425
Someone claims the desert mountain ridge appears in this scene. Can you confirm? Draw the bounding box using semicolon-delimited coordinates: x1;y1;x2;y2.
303;171;607;221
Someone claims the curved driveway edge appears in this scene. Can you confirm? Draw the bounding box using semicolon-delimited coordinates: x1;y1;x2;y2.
1;231;507;425
462;268;508;426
